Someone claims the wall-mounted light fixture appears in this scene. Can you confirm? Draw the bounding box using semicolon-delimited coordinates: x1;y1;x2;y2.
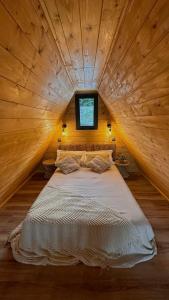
62;123;67;136
107;122;112;135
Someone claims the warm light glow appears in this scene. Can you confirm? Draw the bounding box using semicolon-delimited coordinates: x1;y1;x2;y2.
108;128;112;136
62;130;66;136
107;122;112;137
62;123;67;136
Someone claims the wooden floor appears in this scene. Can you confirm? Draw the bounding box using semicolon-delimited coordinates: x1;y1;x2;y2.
0;173;169;300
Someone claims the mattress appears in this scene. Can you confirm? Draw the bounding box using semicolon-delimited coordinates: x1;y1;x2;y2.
9;165;157;268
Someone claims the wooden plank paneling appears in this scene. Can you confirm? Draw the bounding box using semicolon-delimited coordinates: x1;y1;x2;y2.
0;127;53;202
45;94;138;174
58;94;112;145
93;0;126;82
0;0;74;205
0;77;60;112
80;0;102;68
0;46;30;86
99;0;169;198
1;0;43;50
45;94;112;158
54;0;84;81
1;0;169;202
0;2;36;69
41;0;129;89
1;0;73;101
42;0;72;66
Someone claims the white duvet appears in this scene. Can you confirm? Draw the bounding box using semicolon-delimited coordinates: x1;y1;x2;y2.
9;166;156;268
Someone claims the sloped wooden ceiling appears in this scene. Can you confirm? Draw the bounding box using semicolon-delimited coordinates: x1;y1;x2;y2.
40;0;127;90
41;0;169;197
0;0;74;205
0;0;169;204
99;0;169;198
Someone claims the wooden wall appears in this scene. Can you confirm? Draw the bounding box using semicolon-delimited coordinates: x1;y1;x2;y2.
1;0;168;203
99;0;169;198
45;94;112;158
0;0;73;206
61;94;112;144
45;94;139;173
38;0;128;90
41;0;169;197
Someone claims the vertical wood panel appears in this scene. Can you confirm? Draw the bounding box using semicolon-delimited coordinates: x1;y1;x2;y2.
93;0;126;82
80;0;102;68
41;0;129;89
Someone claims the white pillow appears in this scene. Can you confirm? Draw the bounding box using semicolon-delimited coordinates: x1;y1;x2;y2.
87;156;111;173
56;150;85;166
56;156;80;174
84;150;113;166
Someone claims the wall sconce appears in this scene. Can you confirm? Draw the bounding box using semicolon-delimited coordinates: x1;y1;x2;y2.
62;123;67;136
107;122;112;135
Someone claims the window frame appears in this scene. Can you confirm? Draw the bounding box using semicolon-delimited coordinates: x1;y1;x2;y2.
75;93;98;130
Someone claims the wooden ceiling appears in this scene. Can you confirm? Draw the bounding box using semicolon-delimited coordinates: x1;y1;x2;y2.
0;0;169;203
40;0;127;90
39;0;169;197
99;0;169;198
0;0;74;205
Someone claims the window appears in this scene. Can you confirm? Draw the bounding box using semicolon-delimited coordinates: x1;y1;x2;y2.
75;93;98;130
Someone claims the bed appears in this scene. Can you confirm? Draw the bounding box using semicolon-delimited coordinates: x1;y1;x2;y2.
9;149;157;268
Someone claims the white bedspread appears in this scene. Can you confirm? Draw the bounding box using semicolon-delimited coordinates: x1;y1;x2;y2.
9;166;156;268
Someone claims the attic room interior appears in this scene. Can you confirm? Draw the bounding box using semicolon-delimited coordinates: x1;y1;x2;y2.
0;0;169;299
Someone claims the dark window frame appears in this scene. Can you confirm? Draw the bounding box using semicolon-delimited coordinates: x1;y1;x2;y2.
75;93;98;130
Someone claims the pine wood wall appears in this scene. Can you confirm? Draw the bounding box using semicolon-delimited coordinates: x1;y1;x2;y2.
41;0;169;198
0;0;73;206
45;94;139;173
99;0;169;198
1;0;168;204
61;95;112;144
45;94;112;158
